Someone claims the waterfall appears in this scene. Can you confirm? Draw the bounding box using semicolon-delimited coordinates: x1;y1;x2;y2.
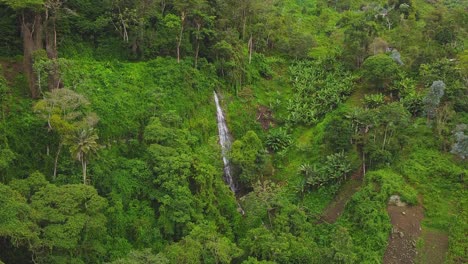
214;91;237;193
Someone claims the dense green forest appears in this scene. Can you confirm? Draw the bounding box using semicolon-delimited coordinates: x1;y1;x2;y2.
0;0;467;263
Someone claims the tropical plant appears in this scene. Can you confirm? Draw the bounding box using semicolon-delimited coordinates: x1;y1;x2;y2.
363;93;385;109
68;128;99;184
287;59;355;125
265;128;292;152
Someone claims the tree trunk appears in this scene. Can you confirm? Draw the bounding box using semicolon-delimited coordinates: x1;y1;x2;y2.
248;35;253;64
53;142;62;181
177;12;186;64
160;0;166;15
82;157;87;184
382;124;389;150
362;151;366;176
194;23;201;69
22;11;43;99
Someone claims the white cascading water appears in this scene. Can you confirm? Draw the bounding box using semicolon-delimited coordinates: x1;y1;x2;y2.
214;91;237;193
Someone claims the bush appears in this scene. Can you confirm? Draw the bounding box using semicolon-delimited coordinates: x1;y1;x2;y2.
301;152;352;188
361;54;400;90
265;128;292;152
323;116;353;153
231;131;265;184
363;93;385;109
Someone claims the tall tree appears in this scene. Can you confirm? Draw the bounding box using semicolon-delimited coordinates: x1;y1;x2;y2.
69;128;99;185
1;0;65;97
2;0;44;98
339;13;377;68
34;88;97;180
28;182;108;263
361;54;400;90
173;0;207;63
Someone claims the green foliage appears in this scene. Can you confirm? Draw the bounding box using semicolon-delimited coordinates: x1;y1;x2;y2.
397;76;424;115
301;152;352;189
0;148;15;179
34;88;93;134
265;128;291;152
240;181;326;263
2;173;109;263
447;202;468;264
0;182;37;244
68;127;100;184
0;0;43;10
361;54;400;90
396;146;466;262
241;257;276;264
161;222;243;264
231;131;265;184
349;103;411;168
9;171;48;200
327;227;357;264
111;249;168;264
242;225;322;263
339;12;377;68
30;183;108;263
323;115;353;153
287;59;355;125
419;59;467;112
61;58;217;140
362;93;385;109
1;0;468;262
0;7;22;56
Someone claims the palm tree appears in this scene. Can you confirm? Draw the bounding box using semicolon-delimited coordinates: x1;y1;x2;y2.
69;128;99;184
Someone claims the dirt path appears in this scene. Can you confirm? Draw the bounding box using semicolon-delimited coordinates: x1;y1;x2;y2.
321;168;363;223
383;204;424;264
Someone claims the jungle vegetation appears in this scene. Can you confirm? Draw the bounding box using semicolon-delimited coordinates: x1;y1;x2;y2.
0;0;466;263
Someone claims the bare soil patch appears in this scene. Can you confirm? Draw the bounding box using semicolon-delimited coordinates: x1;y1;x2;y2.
383;204;424;264
256;105;274;130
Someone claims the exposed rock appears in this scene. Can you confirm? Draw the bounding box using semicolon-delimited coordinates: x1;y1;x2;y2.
389;195;407;207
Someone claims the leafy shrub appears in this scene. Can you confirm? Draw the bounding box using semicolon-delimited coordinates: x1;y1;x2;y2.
361;54;400;90
363;93;385;109
400;93;424;116
231;131;265;184
300;152;352;188
322;152;353;183
323;115;353;153
265;128;292;152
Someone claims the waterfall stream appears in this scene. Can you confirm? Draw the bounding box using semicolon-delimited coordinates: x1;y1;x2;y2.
214;91;237;193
